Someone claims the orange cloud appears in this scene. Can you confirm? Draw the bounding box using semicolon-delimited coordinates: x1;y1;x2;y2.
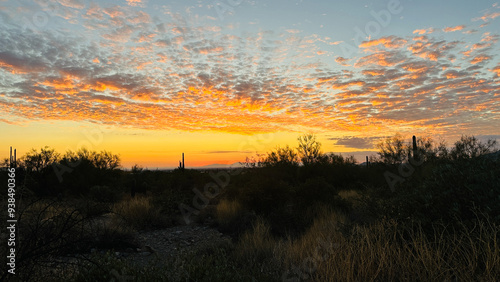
335;56;349;66
332;81;365;90
412;28;434;35
412;35;429;42
490;65;500;76
443;25;465;32
473;11;500;22
359;36;406;49
126;0;144;6
1;13;499;139
470;54;491;64
401;62;429;73
362;69;384;76
197;46;224;54
443;70;460;79
355;52;404;67
103;6;125;18
0;61;27;74
59;0;86;9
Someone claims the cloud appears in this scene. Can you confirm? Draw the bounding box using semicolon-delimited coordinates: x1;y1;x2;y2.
407;38;460;61
490;64;500;76
58;0;86;9
481;32;499;43
473;11;500;22
0;4;499;138
329;137;384;149
359;36;407;49
470;54;491;64
361;69;385;76
126;0;146;7
335;56;349;66
354;51;405;67
443;25;465;32
413;28;434;35
463;29;478;34
102;25;135;42
413;30;426;35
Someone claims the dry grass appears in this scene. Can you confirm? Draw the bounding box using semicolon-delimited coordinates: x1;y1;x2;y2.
112;195;162;230
234;208;500;281
216;199;243;227
338;189;361;201
234;217;283;277
308;218;500;281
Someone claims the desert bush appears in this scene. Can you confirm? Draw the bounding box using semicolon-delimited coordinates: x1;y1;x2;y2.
450;135;497;160
89;185;122;203
381;154;500;227
236;176;293;214
0;199;97;281
260;145;300;167
376;134;450;165
295;177;350;213
297;134;324;166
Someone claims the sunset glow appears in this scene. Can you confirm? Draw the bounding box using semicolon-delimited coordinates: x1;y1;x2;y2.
1;0;499;168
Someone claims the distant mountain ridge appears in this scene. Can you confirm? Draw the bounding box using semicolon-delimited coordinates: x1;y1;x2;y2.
195;162;244;169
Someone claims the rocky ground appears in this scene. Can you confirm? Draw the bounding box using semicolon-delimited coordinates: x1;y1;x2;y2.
114;223;232;267
34;215;234;281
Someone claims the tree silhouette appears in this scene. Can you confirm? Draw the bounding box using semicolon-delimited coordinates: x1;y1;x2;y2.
297;134;322;166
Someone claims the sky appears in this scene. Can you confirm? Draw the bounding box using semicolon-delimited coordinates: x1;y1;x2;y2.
0;0;499;168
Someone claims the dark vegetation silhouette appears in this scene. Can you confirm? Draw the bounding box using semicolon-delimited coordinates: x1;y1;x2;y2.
1;134;499;281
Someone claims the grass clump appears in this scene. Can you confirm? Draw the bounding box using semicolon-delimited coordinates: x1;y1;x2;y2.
216;199;243;227
112;196;164;230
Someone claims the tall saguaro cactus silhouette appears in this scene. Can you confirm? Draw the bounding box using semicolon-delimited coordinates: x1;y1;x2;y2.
412;136;417;159
179;153;185;170
9;146;17;168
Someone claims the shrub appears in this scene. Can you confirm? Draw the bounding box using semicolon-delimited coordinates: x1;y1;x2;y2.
450;135;497;160
0;199;97;281
295;177;349;212
89;185;122;203
260;145;299;167
384;155;500;227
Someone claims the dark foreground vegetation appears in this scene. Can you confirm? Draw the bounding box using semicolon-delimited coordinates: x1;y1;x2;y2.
1;134;499;281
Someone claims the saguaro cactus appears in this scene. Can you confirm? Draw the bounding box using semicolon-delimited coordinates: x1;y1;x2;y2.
412;135;417;159
178;153;185;170
9;147;16;168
